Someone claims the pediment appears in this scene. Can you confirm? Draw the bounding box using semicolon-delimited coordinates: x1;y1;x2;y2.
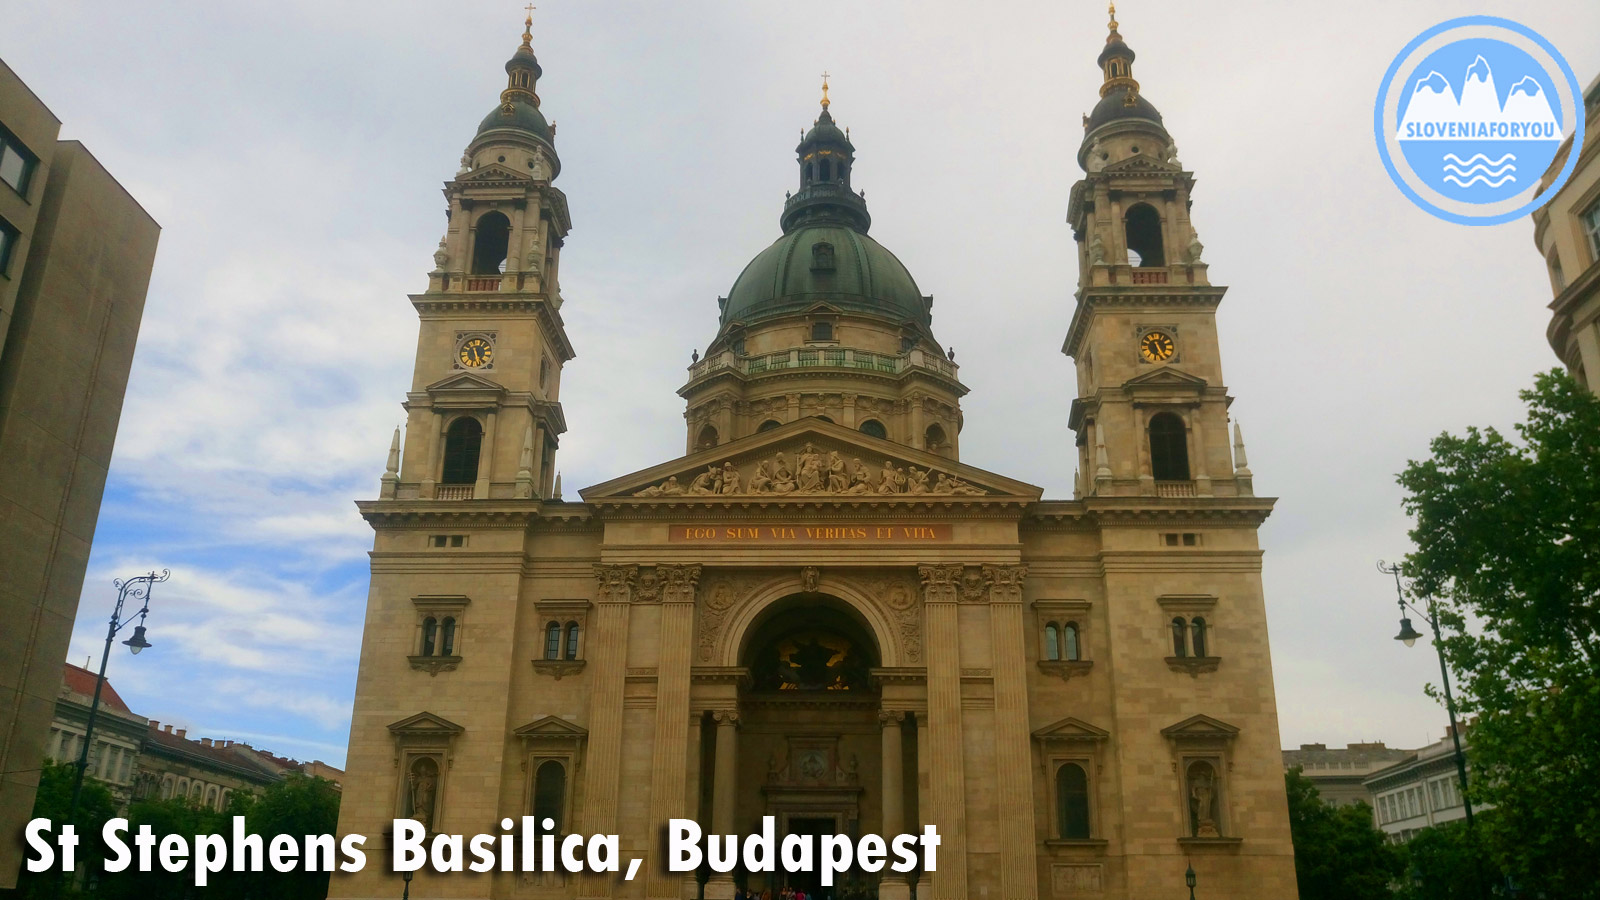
1160;714;1240;740
1123;366;1208;390
1100;154;1182;175
455;163;532;184
513;715;588;740
580;418;1042;502
388;711;465;737
424;371;508;394
1033;716;1110;743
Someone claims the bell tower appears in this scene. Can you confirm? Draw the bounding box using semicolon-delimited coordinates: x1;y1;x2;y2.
384;10;575;503
1064;4;1252;500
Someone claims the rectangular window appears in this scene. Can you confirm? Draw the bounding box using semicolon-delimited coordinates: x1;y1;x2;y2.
0;124;36;195
0;216;18;277
1584;201;1600;263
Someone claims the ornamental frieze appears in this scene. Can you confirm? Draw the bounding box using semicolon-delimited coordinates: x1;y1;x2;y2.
632;442;987;497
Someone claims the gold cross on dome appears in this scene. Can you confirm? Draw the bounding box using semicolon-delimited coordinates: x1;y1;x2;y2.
820;71;831;108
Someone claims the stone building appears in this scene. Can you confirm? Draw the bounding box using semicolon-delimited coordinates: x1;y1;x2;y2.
131;722;283;811
44;664;149;807
0;57;160;888
1281;742;1411;809
332;9;1298;900
1533;70;1600;391
1363;730;1475;843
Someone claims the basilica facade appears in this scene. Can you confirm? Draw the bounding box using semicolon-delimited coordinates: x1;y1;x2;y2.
331;9;1298;900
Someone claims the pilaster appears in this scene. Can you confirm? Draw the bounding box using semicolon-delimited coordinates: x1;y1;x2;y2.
918;564;967;898
984;564;1039;900
646;565;702;900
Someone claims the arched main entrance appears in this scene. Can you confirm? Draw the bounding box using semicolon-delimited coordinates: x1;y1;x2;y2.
696;591;917;900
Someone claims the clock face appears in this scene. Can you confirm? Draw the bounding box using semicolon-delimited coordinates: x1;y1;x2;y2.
458;337;493;368
1139;331;1175;363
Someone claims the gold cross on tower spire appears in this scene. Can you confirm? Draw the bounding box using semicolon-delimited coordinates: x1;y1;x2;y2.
820;71;831;109
522;4;535;47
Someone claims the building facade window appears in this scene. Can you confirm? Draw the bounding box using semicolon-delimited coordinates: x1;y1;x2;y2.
564;622;579;660
440;417;483;485
1044;623;1060;661
0;125;37;195
545;621;562;659
1062;622;1081;661
1190;617;1208;658
410;596;470;673
0;216;18;277
533;760;567;832
1171;617;1189;657
858;419;888;440
1057;763;1092;839
1584;200;1600;263
1148;412;1190;481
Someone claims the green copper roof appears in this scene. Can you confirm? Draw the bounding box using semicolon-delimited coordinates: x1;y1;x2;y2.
720;223;929;329
477;99;553;144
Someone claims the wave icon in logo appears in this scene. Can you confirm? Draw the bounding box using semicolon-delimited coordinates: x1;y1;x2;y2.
1375;17;1584;225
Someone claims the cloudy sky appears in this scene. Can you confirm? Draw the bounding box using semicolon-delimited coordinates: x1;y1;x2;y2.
6;0;1597;767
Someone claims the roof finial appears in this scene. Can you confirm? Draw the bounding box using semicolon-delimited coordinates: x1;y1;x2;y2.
820;71;831;110
1108;1;1119;33
522;4;535;48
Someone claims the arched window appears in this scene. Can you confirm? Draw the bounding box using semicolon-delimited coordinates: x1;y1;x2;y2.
161;776;174;799
820;159;832;181
1148;412;1190;481
1124;203;1165;267
925;423;948;453
533;761;567;834
441;417;483;485
811;321;834;341
1057;763;1091;839
859;419;888;440
1191;617;1208;658
564;622;580;660
191;782;204;800
206;785;220;809
757;419;783;433
1044;624;1061;661
421;617;438;656
471;211;511;274
1171;617;1188;657
440;617;457;656
695;424;719;451
1063;622;1081;661
544;622;562;660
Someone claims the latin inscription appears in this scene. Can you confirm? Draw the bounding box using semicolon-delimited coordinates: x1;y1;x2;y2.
670;524;952;543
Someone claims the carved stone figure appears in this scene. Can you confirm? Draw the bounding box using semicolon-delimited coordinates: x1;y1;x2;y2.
659;475;683;496
749;458;774;493
771;452;796;493
1189;765;1220;837
432;240;450;270
797;443;824;492
1086;139;1106;172
907;466;929;493
689;466;721;495
800;566;820;593
407;757;439;831
1088;233;1107;266
1186;229;1204;263
1165;138;1183;168
719;461;741;494
846;459;873;494
827;451;849;492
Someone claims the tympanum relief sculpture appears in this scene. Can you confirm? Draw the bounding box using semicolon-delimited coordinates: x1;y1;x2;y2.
632;441;987;497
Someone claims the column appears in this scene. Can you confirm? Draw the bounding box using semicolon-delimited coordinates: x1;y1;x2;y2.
581;565;635;898
918;564;967;898
915;713;931;898
705;710;741;900
910;393;925;449
1134;405;1154;493
985;565;1040;900
1189;408;1212;496
421;411;443;498
842;393;858;428
647;566;701;900
475;409;497;499
880;710;910;900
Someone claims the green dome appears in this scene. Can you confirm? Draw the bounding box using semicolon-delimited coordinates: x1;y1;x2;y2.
477;99;553;144
721;224;929;329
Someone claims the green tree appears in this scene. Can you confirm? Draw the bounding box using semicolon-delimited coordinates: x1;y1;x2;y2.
1284;767;1402;900
240;774;343;900
1395;818;1501;900
1398;369;1600;899
12;759;118;899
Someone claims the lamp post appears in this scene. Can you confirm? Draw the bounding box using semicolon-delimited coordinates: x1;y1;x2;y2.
1378;560;1474;830
1185;862;1196;899
67;569;168;826
402;869;413;899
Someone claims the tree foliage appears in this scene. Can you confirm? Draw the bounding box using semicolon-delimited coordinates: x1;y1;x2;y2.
12;759;118;899
1398;370;1600;898
1284;767;1402;900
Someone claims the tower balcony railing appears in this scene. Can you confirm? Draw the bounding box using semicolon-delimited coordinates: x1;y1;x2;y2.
1155;480;1197;498
435;484;475;500
435;272;543;293
1087;263;1209;288
687;346;958;383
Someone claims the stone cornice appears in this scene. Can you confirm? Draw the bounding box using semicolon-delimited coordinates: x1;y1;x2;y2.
1062;286;1228;358
409;293;575;362
587;495;1036;520
680;364;969;399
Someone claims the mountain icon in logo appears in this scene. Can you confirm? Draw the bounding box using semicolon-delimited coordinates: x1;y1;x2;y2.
1397;55;1559;141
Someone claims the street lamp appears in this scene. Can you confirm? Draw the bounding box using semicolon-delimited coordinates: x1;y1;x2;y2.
402;869;413;899
1378;560;1475;830
1185;862;1196;899
67;569;169;825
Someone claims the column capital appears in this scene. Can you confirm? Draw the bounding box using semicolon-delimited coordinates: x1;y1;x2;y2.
710;709;742;727
917;564;964;604
878;709;910;727
982;564;1028;604
660;564;703;604
593;564;637;604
